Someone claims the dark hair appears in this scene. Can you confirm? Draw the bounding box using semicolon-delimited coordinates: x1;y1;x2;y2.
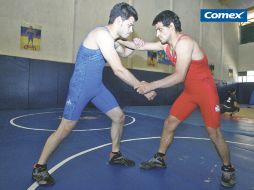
108;2;138;24
152;10;182;32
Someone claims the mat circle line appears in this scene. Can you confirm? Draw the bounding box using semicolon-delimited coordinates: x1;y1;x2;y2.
10;111;135;132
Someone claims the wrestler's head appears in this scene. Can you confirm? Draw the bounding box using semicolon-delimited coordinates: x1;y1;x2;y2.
108;2;138;38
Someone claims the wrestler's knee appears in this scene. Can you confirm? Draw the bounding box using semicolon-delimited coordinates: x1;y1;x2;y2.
112;110;125;124
56;119;77;138
164;115;180;131
207;128;222;142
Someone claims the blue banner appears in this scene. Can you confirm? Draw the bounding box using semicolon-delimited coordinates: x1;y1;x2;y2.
200;9;247;22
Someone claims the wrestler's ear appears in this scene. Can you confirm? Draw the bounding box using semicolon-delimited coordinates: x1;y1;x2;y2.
115;16;123;25
169;23;175;31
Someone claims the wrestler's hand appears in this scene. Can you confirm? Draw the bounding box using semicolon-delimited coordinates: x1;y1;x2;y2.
144;90;157;101
137;81;153;94
133;38;145;48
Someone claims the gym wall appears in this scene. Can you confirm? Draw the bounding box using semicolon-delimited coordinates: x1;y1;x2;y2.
0;54;182;109
0;0;75;63
239;43;254;71
0;0;253;109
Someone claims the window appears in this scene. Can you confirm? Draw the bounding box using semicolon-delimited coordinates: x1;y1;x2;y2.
240;7;254;44
238;71;254;82
247;71;254;82
240;8;254;26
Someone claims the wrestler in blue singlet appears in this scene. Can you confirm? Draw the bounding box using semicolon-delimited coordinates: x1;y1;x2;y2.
63;36;119;120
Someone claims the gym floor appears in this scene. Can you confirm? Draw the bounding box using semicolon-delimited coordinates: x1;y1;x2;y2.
0;106;253;190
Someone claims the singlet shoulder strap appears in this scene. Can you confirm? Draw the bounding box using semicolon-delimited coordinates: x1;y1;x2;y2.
173;34;187;50
165;44;172;57
165;44;176;65
100;26;118;48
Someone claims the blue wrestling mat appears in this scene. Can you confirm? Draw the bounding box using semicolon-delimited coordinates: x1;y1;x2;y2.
0;107;253;190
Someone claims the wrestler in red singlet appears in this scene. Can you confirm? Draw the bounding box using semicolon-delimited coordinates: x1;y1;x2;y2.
165;35;220;128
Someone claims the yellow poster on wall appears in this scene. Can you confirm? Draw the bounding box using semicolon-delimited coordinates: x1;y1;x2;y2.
147;50;172;67
147;51;158;67
20;23;41;51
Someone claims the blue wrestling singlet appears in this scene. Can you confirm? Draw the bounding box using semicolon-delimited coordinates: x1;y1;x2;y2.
63;44;119;120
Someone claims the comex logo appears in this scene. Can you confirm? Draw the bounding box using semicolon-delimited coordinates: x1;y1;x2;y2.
200;9;247;22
